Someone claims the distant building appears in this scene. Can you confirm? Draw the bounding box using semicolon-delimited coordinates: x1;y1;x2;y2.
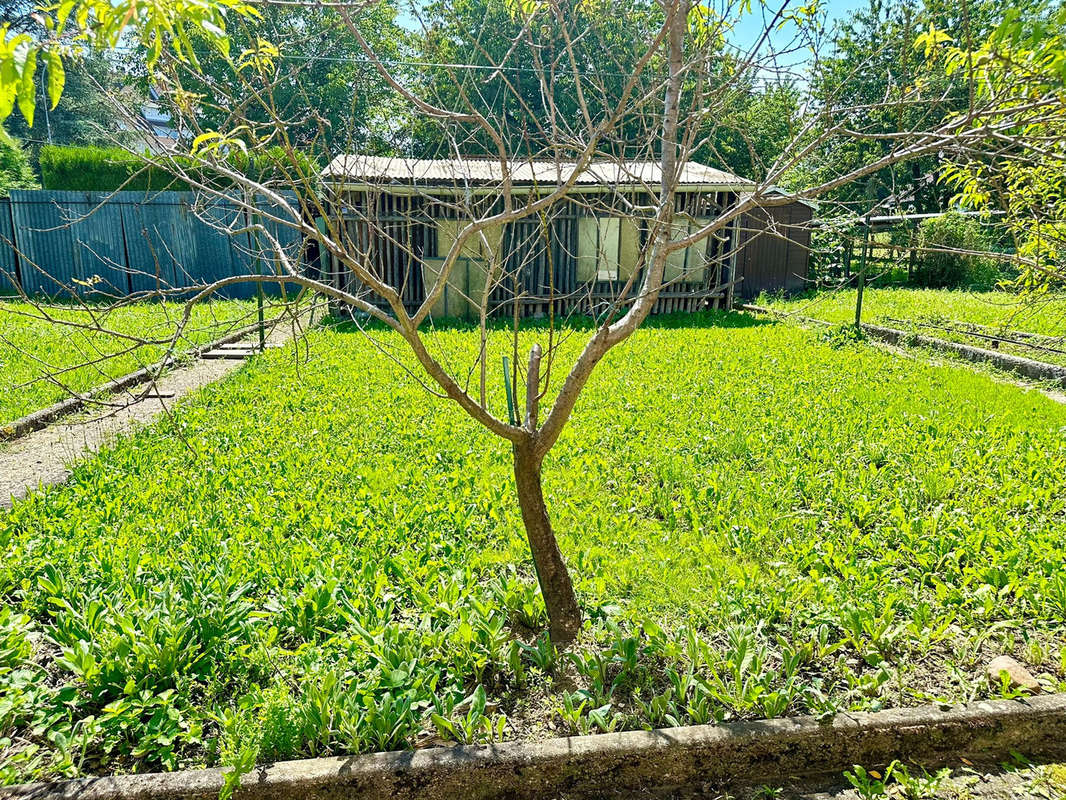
125;87;180;154
322;155;756;318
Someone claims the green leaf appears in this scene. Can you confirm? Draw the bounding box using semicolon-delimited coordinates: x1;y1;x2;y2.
430;713;455;739
44;49;64;110
0;60;17;121
469;685;486;720
16;46;36;127
55;0;76;29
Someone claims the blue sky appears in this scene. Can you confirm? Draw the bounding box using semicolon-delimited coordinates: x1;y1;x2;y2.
728;0;867;48
722;0;870;76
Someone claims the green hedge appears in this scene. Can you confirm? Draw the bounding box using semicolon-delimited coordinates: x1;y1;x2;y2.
0;130;39;195
40;146;192;191
39;145;320;192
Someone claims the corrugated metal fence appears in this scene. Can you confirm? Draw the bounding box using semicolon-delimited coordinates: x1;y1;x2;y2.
0;190;309;299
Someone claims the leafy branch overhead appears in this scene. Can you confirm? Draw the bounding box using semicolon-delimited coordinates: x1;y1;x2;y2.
0;0;260;125
923;4;1066;288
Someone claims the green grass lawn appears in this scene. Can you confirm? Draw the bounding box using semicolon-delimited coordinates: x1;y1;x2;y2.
1;312;1064;785
760;287;1066;335
0;300;258;426
760;288;1066;366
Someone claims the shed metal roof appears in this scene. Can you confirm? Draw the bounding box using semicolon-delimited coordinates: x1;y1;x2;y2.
323;155;753;190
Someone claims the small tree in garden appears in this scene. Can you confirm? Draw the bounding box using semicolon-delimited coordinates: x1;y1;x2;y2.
1;0;1062;644
914;212;996;288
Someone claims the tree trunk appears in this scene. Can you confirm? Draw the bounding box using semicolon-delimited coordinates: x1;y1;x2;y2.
512;441;582;645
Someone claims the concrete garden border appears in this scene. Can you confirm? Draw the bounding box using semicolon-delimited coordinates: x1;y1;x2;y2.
741;304;1066;387
860;323;1066;386
0;317;284;442
5;695;1065;800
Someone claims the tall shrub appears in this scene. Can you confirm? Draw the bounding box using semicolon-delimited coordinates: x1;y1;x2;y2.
0;129;39;194
39;145;319;193
914;212;998;289
39;145;192;191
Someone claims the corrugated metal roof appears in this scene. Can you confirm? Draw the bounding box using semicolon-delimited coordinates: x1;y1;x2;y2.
322;155;752;189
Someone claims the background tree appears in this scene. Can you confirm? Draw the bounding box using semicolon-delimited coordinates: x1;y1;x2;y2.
796;0;1044;214
169;1;409;158
934;2;1066;289
0;0;136;164
695;82;800;181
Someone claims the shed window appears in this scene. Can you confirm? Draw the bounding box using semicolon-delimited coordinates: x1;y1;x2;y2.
577;217;622;282
665;220;712;285
578;216;642;283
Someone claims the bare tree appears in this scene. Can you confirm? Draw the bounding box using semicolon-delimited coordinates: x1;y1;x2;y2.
2;0;1060;644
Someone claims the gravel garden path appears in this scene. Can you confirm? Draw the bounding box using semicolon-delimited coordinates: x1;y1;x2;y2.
0;320;302;508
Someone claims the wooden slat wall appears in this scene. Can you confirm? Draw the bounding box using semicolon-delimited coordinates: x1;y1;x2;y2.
333;189;748;320
339;192;430;316
492;207;578;319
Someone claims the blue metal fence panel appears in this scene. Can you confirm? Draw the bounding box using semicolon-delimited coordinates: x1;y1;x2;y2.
78;193;133;297
119;191;196;295
0;197;18;294
2;190;311;299
9;190;81;296
197;196;255;299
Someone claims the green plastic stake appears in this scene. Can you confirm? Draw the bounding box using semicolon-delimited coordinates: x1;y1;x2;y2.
502;356;516;426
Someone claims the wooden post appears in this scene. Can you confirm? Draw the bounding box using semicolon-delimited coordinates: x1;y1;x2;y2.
245;204;266;350
907;221;917;282
855;215;871;332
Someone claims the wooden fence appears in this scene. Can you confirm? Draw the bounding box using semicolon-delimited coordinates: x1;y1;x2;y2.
0;190;308;300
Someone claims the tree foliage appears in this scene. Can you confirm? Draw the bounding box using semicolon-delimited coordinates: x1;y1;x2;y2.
411;0;670;158
2;53;136;160
914;212;997;288
934;3;1066;289
169;1;408;157
0;126;36;192
797;0;1046;213
696;83;800;181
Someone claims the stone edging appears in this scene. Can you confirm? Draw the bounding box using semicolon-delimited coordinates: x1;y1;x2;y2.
0;318;283;442
741;304;1066;387
861;323;1066;386
4;695;1065;800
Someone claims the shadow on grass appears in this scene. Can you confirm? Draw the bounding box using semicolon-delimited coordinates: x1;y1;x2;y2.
323;308;777;335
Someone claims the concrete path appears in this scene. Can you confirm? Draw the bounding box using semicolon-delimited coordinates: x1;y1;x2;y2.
1;319;303;509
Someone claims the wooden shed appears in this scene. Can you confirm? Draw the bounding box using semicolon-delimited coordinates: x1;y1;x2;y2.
321;156;755;320
734;193;815;299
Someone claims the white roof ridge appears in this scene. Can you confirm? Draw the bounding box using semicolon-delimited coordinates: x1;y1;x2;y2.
323;154;753;188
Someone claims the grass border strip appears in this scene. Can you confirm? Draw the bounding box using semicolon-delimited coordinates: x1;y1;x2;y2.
742;304;1066;387
5;696;1065;800
0;317;285;442
861;323;1066;386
